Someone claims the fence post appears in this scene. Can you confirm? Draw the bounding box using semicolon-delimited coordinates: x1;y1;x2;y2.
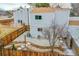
0;40;4;56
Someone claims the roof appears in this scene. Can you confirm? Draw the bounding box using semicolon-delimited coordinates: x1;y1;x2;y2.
32;7;69;13
49;3;72;9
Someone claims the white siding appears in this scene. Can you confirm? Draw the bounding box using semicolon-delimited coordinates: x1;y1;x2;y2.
29;10;70;38
55;10;70;26
13;8;28;26
29;13;54;37
13;8;70;38
30;13;54;27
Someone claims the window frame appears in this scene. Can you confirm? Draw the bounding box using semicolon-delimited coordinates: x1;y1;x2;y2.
35;15;42;20
37;28;43;32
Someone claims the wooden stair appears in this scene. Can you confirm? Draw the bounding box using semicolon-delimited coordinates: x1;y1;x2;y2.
0;25;28;46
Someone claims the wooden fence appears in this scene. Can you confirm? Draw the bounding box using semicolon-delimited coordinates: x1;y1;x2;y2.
0;18;13;25
69;20;79;26
0;49;64;56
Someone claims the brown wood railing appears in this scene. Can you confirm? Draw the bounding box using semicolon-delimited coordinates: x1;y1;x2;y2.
0;25;28;46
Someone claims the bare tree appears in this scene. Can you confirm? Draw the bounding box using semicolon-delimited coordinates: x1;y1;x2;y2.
42;14;68;53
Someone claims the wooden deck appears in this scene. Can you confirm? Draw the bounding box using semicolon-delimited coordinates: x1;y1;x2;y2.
0;25;28;46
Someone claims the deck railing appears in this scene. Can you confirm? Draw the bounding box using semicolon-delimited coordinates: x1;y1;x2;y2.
0;25;28;46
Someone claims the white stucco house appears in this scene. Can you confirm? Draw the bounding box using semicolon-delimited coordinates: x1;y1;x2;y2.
13;7;70;39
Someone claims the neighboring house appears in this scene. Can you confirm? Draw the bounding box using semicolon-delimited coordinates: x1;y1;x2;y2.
68;17;79;55
71;3;79;16
0;10;13;16
0;10;13;26
13;7;70;39
0;10;8;16
49;3;72;9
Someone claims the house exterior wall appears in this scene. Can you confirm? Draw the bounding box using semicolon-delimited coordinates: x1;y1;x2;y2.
13;8;28;26
30;13;54;27
29;12;55;38
13;8;70;38
29;10;70;38
55;10;70;26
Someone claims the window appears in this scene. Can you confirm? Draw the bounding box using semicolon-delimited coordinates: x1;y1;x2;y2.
37;28;42;32
27;32;32;37
35;15;42;20
18;20;23;24
35;15;39;19
39;16;42;19
18;20;20;23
